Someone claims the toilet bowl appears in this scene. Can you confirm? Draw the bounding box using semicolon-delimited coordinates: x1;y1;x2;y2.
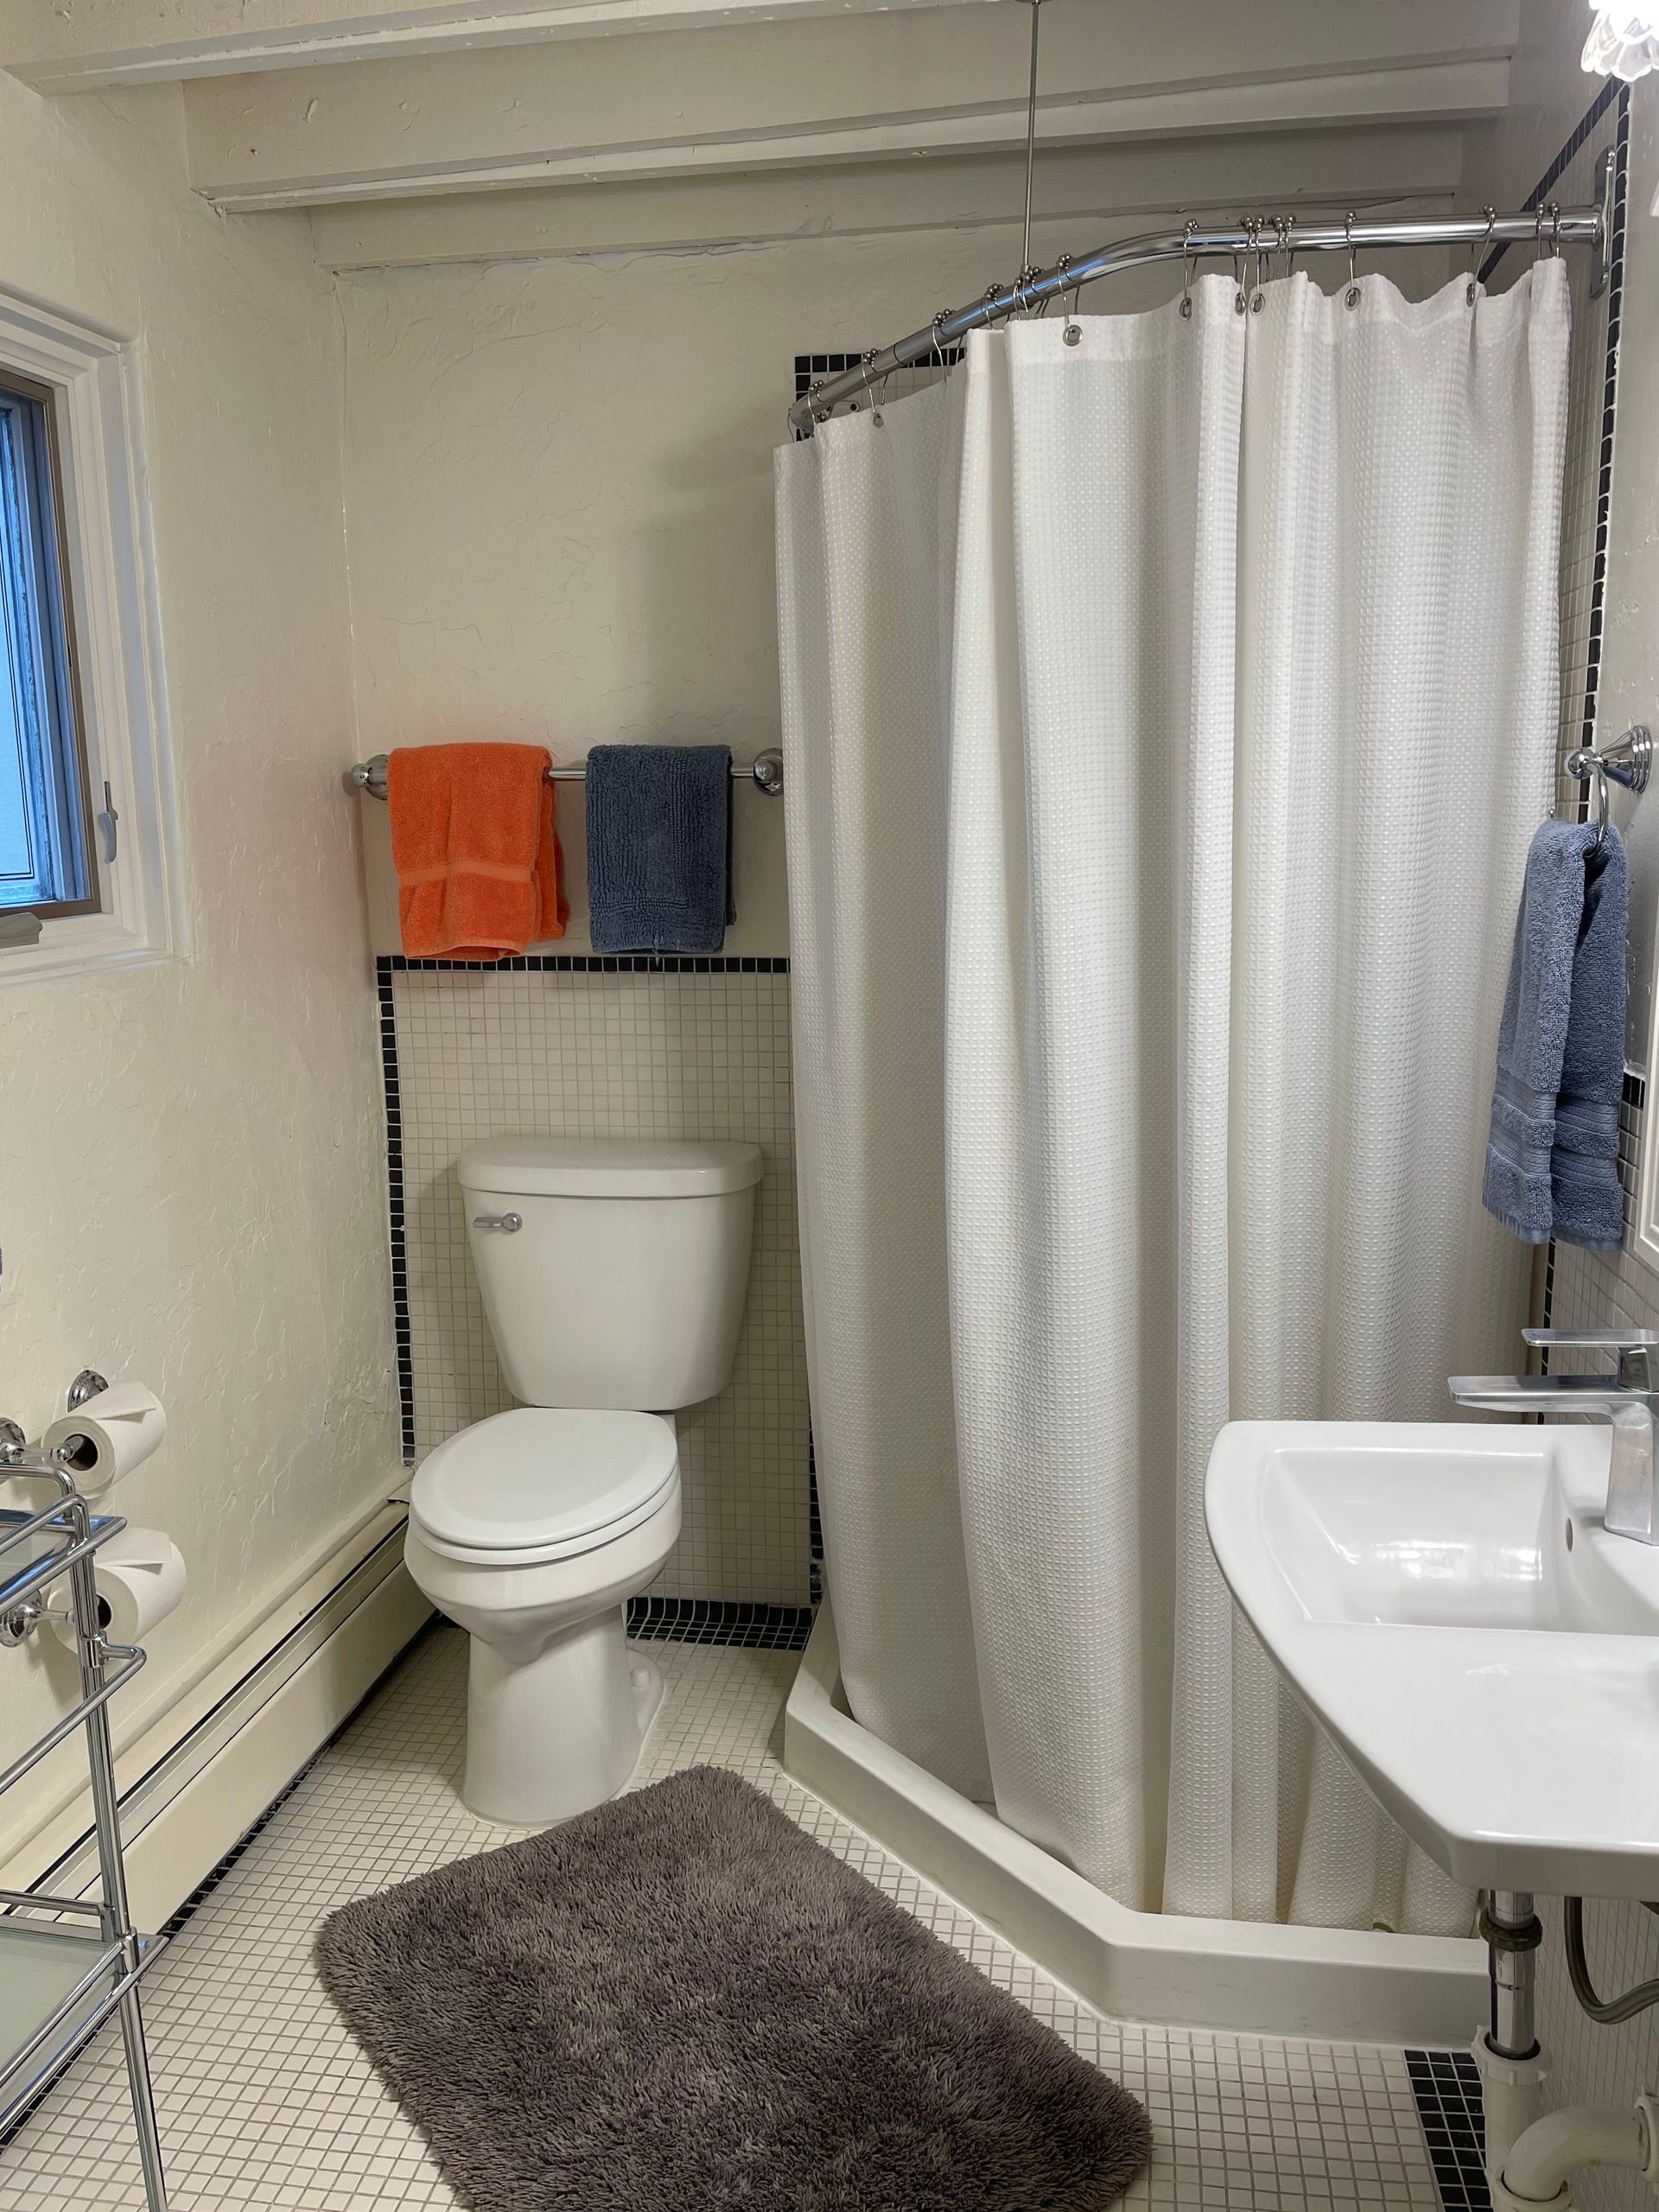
401;1135;761;1826
407;1407;681;1825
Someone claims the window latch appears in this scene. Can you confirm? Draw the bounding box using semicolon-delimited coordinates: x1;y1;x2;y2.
97;780;118;866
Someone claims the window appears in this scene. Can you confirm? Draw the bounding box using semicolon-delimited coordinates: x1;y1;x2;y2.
0;288;183;982
0;372;98;919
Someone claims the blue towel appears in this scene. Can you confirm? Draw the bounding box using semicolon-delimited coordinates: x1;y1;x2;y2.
1483;817;1627;1251
585;744;735;955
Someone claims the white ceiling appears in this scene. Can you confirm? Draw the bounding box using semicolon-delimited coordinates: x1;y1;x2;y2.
0;0;1524;264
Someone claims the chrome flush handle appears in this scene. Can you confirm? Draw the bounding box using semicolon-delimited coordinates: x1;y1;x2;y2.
472;1212;523;1234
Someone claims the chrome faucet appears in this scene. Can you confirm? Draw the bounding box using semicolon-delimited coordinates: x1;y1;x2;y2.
1450;1328;1659;1544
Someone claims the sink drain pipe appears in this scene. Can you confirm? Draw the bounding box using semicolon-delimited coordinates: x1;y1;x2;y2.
1475;1892;1659;2210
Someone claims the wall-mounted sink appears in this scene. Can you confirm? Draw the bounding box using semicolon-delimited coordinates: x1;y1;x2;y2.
1206;1421;1659;1899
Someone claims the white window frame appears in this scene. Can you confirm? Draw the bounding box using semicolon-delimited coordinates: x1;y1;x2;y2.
0;286;184;984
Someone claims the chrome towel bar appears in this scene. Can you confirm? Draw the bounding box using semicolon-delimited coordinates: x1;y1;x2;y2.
346;747;784;801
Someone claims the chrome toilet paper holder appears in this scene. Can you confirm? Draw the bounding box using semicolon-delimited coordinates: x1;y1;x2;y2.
0;1365;111;1643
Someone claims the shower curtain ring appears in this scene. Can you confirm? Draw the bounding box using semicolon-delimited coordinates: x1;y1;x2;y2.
1468;207;1496;304
1550;202;1563;257
1344;212;1360;308
1060;255;1084;345
1274;213;1294;283
1179;223;1197;320
1044;251;1071;323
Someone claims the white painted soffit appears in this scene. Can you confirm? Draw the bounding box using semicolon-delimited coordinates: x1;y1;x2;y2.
0;0;1001;93
177;0;1517;213
307;124;1468;270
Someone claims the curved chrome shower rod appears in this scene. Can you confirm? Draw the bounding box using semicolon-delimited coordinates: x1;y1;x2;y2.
787;200;1607;435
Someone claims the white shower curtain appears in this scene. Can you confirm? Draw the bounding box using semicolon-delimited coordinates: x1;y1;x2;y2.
776;261;1570;1931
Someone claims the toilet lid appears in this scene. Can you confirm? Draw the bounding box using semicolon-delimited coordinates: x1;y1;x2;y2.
410;1408;677;1554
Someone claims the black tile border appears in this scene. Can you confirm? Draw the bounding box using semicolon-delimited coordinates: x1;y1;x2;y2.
792;346;961;433
376;956;416;1465
1573;84;1630;790
626;1594;815;1649
1407;2049;1491;2212
385;952;789;975
1539;83;1629;1335
1479;76;1620;283
378;950;792;1461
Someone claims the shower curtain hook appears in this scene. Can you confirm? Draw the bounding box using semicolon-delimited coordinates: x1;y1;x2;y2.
1344;212;1360;308
1274;213;1294;283
1058;251;1084;345
1039;251;1069;322
1179;223;1198;321
1468;207;1496;304
1550;202;1564;257
867;353;894;429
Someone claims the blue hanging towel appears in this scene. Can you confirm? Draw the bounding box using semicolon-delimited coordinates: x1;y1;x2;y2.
1483;817;1627;1252
584;744;735;954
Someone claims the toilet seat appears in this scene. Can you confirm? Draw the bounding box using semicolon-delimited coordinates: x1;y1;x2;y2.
410;1408;678;1566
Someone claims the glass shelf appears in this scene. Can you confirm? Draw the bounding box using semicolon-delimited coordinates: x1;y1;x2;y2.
0;1459;168;2202
0;1916;161;2133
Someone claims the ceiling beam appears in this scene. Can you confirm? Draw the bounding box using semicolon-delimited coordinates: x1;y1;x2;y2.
181;0;1517;211
0;0;997;93
306;122;1469;270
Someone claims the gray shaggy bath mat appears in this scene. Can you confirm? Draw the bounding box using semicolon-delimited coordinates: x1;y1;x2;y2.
314;1764;1150;2210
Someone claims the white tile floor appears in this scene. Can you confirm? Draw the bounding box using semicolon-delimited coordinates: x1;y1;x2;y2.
0;1628;1445;2210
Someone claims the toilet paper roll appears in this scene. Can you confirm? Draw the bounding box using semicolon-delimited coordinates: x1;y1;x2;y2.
42;1382;167;1497
50;1526;187;1648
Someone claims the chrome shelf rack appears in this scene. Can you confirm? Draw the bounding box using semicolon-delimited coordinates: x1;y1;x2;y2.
0;1375;168;2209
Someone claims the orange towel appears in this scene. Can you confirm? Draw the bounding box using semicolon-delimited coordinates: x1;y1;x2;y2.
387;743;568;960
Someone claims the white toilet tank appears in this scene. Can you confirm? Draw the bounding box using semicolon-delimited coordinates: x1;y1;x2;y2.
459;1136;761;1409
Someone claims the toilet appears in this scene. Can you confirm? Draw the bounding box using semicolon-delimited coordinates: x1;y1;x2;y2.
404;1135;761;1825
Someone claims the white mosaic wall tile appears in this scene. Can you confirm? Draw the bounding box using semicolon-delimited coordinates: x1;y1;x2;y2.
391;964;811;1604
0;1628;1446;2211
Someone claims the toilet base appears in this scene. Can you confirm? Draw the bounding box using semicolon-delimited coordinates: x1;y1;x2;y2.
462;1605;664;1826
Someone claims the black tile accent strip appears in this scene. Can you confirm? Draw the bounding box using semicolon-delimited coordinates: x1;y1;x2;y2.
1575;86;1630;786
1538;85;1629;1334
807;1426;823;1606
384;952;789;974
792;346;961;433
1478;75;1619;283
377;956;416;1465
1406;2049;1491;2212
626;1595;815;1650
378;948;790;1459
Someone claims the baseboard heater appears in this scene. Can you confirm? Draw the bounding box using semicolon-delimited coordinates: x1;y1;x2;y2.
12;1504;433;1933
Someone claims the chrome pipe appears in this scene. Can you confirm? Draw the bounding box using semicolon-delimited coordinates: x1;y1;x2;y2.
1018;0;1044;284
789;202;1602;432
1484;1891;1542;2063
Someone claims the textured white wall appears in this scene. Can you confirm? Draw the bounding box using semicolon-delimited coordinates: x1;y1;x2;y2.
336;220;1217;955
0;76;398;1847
